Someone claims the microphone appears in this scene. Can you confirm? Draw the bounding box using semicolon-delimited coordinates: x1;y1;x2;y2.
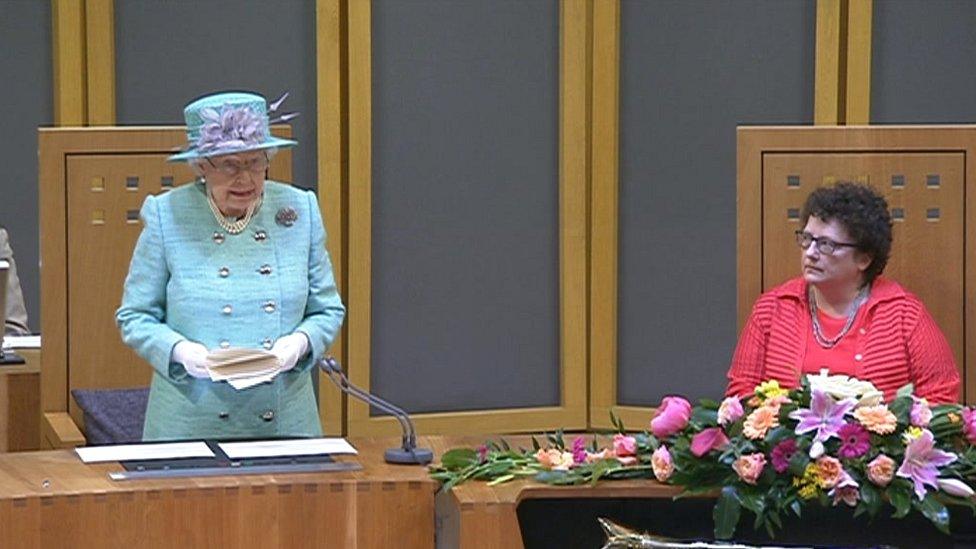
318;357;433;465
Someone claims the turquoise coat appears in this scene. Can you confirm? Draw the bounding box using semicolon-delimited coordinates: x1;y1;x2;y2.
116;181;345;441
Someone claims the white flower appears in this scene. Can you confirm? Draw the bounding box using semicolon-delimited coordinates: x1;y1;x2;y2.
806;370;883;408
809;440;825;459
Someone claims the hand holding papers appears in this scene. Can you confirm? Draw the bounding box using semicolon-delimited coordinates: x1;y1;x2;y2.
207;348;282;390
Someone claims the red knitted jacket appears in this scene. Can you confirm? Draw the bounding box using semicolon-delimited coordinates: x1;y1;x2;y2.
726;277;960;404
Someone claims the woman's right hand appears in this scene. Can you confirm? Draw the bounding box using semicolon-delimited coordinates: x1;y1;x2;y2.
172;341;210;379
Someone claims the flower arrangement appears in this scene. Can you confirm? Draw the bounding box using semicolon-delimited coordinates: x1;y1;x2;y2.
429;372;976;540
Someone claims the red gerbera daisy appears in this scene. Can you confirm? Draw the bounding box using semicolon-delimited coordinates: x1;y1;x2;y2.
837;422;870;458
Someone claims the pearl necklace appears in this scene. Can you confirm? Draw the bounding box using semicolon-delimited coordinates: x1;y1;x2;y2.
207;191;262;235
808;284;870;349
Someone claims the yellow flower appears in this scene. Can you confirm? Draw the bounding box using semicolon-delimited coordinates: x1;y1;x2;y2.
902;426;924;444
755;380;789;402
792;464;822;499
949;412;961;424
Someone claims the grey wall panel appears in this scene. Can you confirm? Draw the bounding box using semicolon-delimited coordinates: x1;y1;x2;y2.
370;0;560;414
0;0;52;331
871;0;976;123
115;0;317;190
617;0;815;405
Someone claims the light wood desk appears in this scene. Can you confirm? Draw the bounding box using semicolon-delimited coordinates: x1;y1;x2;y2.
0;348;40;451
0;437;436;548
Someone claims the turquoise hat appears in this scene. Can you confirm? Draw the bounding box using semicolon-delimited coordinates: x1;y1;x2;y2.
168;91;298;162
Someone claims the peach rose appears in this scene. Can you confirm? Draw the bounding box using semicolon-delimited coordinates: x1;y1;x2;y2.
651;446;673;482
585;449;614;464
535;448;574;471
866;454;896;487
743;406;779;440
732;453;766;485
816;456;844;489
650;396;692;438
612;434;637;457
854;405;898;435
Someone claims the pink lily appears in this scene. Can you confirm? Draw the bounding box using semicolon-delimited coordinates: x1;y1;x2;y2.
788;389;857;445
896;430;958;500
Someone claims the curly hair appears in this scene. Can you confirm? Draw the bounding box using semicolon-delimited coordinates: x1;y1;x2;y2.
800;182;892;284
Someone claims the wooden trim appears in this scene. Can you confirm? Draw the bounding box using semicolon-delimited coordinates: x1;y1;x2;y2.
51;0;87;125
736;128;764;332
845;0;872;125
84;0;115;125
345;1;589;435
589;0;620;428
316;0;346;436
557;0;590;430
39;131;69;421
814;0;844;125
346;0;372;410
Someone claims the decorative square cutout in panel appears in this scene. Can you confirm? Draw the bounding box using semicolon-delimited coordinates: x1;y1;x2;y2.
822;176;837;185
125;176;139;190
125;210;141;224
786;208;800;221
891;175;905;188
927;208;941;221
90;177;105;191
91;209;105;225
786;175;800;188
161;176;174;189
926;174;940;188
854;175;869;184
891;207;905;221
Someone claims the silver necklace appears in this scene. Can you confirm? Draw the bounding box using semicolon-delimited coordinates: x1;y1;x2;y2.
808;284;870;349
207;191;262;235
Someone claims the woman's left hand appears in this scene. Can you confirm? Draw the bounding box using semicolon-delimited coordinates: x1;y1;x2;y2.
271;333;311;372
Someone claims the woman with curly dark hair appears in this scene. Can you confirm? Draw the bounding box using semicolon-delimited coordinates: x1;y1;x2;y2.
726;182;960;403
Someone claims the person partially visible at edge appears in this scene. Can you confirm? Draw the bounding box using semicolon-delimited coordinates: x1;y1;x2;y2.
726;182;960;403
116;91;345;440
0;227;30;336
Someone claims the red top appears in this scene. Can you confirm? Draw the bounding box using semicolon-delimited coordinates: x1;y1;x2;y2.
802;308;865;377
727;277;960;403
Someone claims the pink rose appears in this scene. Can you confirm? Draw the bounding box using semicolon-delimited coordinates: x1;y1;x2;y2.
651;446;673;482
732;453;766;485
535;448;574;470
690;427;730;457
910;398;933;428
650;396;692;438
612;434;637;457
962;408;976;445
717;397;744;426
866;454;896;487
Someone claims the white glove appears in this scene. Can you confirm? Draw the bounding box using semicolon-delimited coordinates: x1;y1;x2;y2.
270;333;310;372
172;341;210;379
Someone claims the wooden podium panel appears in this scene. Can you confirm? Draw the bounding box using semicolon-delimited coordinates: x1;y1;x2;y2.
0;437;434;548
762;152;964;370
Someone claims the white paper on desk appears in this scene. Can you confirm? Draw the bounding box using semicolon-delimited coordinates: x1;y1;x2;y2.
75;441;215;463
219;438;358;459
1;335;41;349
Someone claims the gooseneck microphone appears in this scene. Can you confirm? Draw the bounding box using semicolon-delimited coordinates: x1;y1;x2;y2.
318;357;433;465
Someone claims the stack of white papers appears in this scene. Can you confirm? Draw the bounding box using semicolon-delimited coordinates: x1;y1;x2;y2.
218;438;358;458
76;441;215;463
207;348;281;390
1;335;41;349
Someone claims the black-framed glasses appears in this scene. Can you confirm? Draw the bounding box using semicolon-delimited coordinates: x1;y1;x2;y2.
794;230;859;255
206;153;270;178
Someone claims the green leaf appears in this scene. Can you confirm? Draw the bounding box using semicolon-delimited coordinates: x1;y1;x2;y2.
691;407;719;427
713;486;742;540
896;383;915;399
888;481;912;518
788;450;811;477
531;437;541;451
859;483;881;518
790;499;802;517
440;448;478;470
915;494;951;535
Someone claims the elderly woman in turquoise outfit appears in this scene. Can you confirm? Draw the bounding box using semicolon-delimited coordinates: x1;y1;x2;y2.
116;92;345;441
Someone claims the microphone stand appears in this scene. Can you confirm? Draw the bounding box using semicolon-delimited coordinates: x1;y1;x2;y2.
319;357;433;465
